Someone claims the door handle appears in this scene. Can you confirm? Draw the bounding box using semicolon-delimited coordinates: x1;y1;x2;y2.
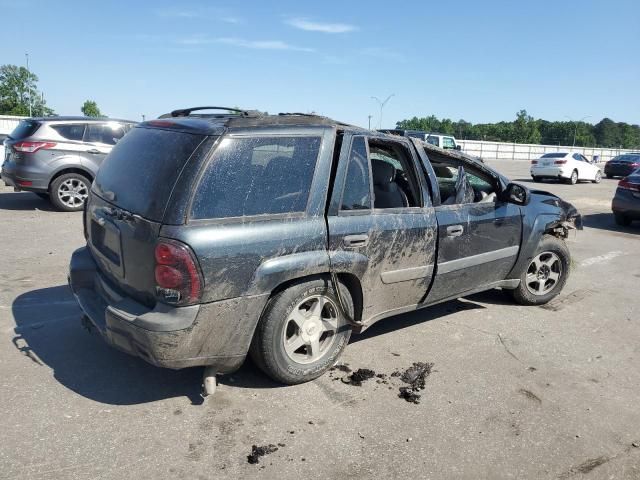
86;149;101;154
343;234;369;247
446;225;464;237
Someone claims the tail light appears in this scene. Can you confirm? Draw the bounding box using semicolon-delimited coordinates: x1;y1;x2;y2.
531;160;538;165
554;160;567;165
618;179;640;192
12;141;57;153
154;239;203;306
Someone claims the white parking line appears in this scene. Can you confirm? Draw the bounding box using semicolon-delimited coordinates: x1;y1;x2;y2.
580;251;624;267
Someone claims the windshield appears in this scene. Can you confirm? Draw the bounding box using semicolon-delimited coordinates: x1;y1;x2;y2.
93;127;206;221
613;155;640;162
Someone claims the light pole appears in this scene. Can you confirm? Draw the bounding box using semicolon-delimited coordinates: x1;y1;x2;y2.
367;115;372;130
371;94;394;129
25;52;32;117
565;115;591;147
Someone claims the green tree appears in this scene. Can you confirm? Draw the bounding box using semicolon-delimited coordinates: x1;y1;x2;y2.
512;110;541;144
81;100;102;117
0;64;54;116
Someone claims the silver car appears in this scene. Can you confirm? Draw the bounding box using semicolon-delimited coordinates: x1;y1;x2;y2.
1;117;135;211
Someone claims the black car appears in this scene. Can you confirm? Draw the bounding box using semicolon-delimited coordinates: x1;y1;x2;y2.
612;168;640;226
604;154;640;179
68;107;581;394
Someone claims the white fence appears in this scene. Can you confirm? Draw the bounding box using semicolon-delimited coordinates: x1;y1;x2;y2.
0;115;26;135
458;139;637;163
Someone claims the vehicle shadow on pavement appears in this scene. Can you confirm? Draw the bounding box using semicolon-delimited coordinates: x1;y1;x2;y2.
11;285;205;405
582;213;639;234
350;290;510;344
0;192;55;211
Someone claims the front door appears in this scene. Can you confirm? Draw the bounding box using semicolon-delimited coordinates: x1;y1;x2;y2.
328;134;437;324
425;161;522;303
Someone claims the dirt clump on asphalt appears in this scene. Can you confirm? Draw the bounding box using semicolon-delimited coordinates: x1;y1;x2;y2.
395;362;434;404
247;444;279;464
342;368;376;386
330;364;352;373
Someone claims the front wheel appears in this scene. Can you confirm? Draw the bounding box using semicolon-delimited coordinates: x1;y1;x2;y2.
510;235;570;306
50;173;91;212
250;277;353;385
606;173;613;179
532;176;542;183
592;171;602;183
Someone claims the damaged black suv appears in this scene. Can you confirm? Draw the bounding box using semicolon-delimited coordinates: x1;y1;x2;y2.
69;107;581;391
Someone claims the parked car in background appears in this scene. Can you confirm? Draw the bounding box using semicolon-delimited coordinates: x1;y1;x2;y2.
530;152;601;184
1;117;136;211
68;107;581;394
611;168;640;226
378;128;428;140
0;134;7;165
604;153;640;179
426;133;461;150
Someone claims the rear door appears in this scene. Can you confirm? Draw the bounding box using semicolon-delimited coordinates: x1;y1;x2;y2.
425;158;522;303
328;134;437;324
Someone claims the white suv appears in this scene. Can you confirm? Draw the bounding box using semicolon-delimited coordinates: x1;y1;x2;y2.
531;152;602;185
426;133;460;150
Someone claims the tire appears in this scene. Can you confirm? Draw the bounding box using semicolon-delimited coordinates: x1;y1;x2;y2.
510;235;570;306
566;170;578;185
532;176;542;183
614;213;632;226
250;277;353;385
592;171;602;184
50;173;91;212
606;173;613;179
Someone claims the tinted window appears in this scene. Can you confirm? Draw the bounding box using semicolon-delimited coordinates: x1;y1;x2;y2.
541;153;567;158
94;127;205;221
85;123;126;145
9;120;40;139
191;136;321;219
341;137;371;210
52;124;86;141
615;155;640;163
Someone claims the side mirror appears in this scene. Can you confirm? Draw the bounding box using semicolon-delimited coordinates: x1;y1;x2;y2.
503;182;531;206
454;145;462;151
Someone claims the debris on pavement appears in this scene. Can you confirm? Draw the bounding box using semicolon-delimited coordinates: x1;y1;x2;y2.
342;368;376;386
395;362;434;404
247;444;279;464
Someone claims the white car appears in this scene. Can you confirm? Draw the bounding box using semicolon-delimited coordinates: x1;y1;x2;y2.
530;152;602;185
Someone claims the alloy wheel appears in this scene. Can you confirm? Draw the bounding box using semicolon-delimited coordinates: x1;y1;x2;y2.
525;251;562;295
57;178;88;208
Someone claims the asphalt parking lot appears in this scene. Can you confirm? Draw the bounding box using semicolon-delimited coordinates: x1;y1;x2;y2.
1;159;638;480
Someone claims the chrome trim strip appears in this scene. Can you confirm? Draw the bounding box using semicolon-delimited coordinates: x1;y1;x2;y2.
438;245;519;274
380;265;434;284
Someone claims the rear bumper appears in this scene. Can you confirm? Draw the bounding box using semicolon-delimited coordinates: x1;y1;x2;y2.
68;247;269;371
530;166;571;179
1;161;49;192
612;190;640;219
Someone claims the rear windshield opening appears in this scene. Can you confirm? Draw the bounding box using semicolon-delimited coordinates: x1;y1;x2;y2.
9;120;41;140
540;153;567;159
190;136;321;219
93;127;206;221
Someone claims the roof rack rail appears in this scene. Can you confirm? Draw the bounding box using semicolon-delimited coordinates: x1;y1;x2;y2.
278;112;318;117
162;106;263;118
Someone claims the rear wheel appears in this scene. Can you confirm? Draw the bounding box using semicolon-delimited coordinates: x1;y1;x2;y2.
510;235;570;306
50;173;91;212
532;176;542;183
592;171;602;184
566;170;578;185
614;213;632;226
250;277;353;385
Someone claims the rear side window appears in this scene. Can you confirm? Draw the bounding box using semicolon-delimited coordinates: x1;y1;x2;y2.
52;124;86;141
9;120;40;139
94;127;205;221
341;137;371;210
191;136;321;219
85;123;126;145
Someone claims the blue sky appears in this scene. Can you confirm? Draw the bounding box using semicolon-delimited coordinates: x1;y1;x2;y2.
2;0;639;127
